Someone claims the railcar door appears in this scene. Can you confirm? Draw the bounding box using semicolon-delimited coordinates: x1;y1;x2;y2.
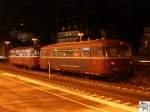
90;47;104;75
81;47;91;74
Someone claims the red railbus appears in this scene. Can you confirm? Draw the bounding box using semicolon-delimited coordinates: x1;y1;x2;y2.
9;46;40;68
40;39;133;78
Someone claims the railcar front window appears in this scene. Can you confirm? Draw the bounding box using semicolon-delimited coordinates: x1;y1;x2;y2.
44;51;49;56
10;50;15;56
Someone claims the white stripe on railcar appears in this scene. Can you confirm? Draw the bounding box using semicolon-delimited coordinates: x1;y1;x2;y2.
9;56;39;58
40;56;132;60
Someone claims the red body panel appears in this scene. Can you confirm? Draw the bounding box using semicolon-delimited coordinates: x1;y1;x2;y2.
39;57;133;76
9;56;39;68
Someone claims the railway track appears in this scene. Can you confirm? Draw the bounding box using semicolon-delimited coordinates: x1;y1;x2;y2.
0;62;150;109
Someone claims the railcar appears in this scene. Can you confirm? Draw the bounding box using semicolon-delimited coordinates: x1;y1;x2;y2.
40;39;133;78
9;46;40;68
0;45;7;60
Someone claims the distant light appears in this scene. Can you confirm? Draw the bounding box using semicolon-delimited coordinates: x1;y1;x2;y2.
0;56;6;59
32;38;37;41
78;32;84;41
5;41;10;44
139;60;150;63
20;23;24;26
54;49;58;51
120;41;124;45
111;61;115;65
78;32;84;36
32;38;38;46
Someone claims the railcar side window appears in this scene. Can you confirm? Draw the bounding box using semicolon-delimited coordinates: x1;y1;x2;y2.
91;47;104;57
27;51;30;56
41;50;48;56
107;47;119;57
50;50;57;56
33;50;40;56
16;51;20;56
15;51;19;56
40;50;43;56
106;46;132;57
22;51;26;56
73;48;81;57
82;47;90;57
120;47;131;56
50;48;73;57
91;47;98;57
98;47;104;57
44;50;49;56
61;49;73;57
103;47;108;57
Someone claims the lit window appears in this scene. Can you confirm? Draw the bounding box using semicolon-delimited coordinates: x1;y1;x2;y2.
145;41;148;47
82;47;90;57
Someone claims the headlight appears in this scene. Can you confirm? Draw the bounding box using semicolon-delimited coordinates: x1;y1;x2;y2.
129;61;133;64
111;61;115;65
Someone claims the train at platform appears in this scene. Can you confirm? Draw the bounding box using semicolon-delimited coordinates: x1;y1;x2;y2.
9;46;40;68
9;39;134;78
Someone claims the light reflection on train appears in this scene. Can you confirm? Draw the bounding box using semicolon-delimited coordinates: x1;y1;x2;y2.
9;39;133;78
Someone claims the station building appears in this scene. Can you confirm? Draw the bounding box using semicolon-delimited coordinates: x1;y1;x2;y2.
57;30;81;43
139;27;150;56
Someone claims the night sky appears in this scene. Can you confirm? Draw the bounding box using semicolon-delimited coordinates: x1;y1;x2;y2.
0;0;150;49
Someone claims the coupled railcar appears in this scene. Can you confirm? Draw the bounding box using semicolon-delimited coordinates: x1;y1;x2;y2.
40;39;133;78
0;45;7;60
9;46;40;68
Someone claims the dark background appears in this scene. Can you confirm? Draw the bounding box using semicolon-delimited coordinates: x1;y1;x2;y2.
0;0;150;49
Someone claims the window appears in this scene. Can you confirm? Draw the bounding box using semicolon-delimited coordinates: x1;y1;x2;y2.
98;47;104;57
27;51;30;56
40;50;43;56
105;46;132;57
15;50;22;56
91;47;99;57
73;48;81;57
60;49;73;57
82;47;90;57
33;50;40;56
145;41;148;47
49;48;74;57
10;50;15;56
44;50;49;56
22;51;26;56
120;47;132;56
